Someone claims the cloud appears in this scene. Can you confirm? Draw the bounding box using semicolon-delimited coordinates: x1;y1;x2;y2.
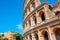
16;24;24;34
17;24;23;30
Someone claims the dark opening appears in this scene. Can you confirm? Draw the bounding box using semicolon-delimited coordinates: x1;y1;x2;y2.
29;20;31;26
56;12;60;17
41;12;45;21
30;35;32;40
35;34;38;40
16;36;20;40
33;16;37;24
55;28;60;40
44;32;48;40
49;5;52;10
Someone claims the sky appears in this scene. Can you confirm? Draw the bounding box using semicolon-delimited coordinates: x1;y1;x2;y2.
0;0;57;34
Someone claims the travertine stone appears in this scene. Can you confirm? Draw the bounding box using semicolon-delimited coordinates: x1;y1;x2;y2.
30;16;35;26
30;4;34;12
23;0;60;40
31;33;36;40
47;27;56;40
36;12;42;23
38;31;44;40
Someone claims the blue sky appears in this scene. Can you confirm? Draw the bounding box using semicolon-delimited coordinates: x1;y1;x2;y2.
0;0;57;34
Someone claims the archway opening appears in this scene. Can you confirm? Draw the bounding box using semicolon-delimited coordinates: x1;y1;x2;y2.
35;33;38;40
42;31;48;40
30;35;32;40
55;28;60;40
33;14;37;24
41;12;45;21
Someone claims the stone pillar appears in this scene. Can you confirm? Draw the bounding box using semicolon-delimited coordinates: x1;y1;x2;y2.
47;26;56;40
31;33;36;40
28;35;30;40
30;16;35;26
24;36;27;40
24;24;26;32
24;13;27;19
27;9;30;15
27;21;30;29
36;12;42;23
38;30;44;40
30;4;34;12
44;5;55;19
34;0;41;7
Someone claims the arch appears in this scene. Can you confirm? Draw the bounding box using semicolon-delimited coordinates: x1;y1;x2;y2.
39;11;45;21
54;28;60;40
52;24;60;33
34;33;39;40
42;31;49;40
33;14;37;24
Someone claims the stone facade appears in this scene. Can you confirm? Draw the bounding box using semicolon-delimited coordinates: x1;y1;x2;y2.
0;31;17;40
4;31;17;40
23;0;60;40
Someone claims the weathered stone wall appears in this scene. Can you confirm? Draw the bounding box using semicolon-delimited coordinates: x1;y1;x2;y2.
23;0;60;40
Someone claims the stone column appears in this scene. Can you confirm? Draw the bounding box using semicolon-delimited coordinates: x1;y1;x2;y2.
30;4;34;12
38;30;44;40
24;13;27;19
47;26;56;40
34;0;41;7
36;12;42;24
31;33;36;40
28;35;30;40
44;5;55;19
27;21;30;29
27;9;30;15
30;16;35;26
24;36;27;40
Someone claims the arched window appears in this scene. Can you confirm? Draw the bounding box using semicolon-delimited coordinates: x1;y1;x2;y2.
40;11;45;21
42;31;48;40
33;16;37;24
44;32;48;40
35;33;38;40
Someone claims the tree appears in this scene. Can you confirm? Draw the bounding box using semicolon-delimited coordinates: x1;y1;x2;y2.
13;33;23;40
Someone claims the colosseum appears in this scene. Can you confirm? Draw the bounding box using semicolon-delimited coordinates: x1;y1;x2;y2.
23;0;60;40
